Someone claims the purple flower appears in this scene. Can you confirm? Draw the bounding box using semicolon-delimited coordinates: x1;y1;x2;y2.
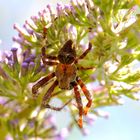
24;57;31;63
22;62;28;68
30;16;38;24
11;47;18;64
55;128;69;140
5;52;12;62
13;23;24;36
10;119;19;126
22;49;31;61
23;24;34;35
0;97;7;105
96;110;110;119
5;134;13;140
21;62;28;76
85;113;97;125
82;128;90;136
29;62;35;70
46;4;52;13
29;120;35;128
13;36;24;44
29;54;36;60
56;3;64;16
46;114;56;125
11;48;18;52
64;4;70;12
88;31;97;40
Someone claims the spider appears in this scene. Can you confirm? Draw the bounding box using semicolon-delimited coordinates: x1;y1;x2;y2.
32;40;93;128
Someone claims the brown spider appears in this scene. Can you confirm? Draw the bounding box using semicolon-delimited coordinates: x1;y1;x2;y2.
32;40;93;128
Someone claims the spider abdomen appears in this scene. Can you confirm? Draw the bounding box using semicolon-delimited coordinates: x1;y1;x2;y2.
55;63;76;90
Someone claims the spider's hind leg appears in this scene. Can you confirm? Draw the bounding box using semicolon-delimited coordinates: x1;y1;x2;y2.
32;72;55;98
76;77;92;115
42;99;72;111
71;81;84;128
41;80;72;111
41;80;58;106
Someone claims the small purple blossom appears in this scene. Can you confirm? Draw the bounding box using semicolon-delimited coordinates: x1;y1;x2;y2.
11;47;18;64
13;23;25;36
30;16;38;24
23;24;34;35
29;54;36;60
46;114;56;125
0;97;8;105
21;62;28;76
24;57;31;63
56;3;64;16
5;52;12;62
10;119;19;126
46;4;52;13
11;48;18;52
5;135;13;140
86;113;97;125
96;110;110;119
55;128;70;140
21;62;28;68
13;36;24;44
64;4;71;13
29;61;35;67
82;128;90;136
28;62;35;73
29;120;35;128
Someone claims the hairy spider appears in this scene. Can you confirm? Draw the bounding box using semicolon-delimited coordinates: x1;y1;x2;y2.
32;40;93;128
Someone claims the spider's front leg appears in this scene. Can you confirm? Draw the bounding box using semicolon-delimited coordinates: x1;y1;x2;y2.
32;72;55;98
76;77;92;115
75;42;92;63
41;47;58;66
42;47;58;60
75;42;94;70
71;81;84;128
77;66;94;70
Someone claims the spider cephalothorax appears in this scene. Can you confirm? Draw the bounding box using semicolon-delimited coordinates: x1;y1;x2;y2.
58;40;76;64
32;40;93;128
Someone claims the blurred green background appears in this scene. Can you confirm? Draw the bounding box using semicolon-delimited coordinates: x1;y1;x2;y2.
0;0;140;140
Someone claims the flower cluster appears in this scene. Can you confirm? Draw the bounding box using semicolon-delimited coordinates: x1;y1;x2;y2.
0;0;140;139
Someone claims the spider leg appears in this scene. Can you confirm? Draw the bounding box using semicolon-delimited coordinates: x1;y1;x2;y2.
42;60;58;66
32;72;55;98
42;47;58;60
42;98;72;111
75;42;92;63
41;80;72;111
42;80;58;105
71;81;84;128
76;77;92;115
41;47;58;66
77;66;94;70
42;80;58;106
